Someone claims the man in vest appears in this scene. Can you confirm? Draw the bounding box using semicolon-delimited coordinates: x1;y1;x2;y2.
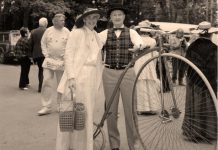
99;4;145;150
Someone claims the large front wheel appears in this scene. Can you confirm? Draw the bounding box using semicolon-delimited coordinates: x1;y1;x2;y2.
132;53;217;150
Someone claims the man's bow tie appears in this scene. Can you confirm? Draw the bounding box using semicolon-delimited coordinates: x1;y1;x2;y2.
113;28;124;31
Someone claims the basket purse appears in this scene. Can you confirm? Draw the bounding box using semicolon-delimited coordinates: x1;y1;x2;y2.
59;89;86;132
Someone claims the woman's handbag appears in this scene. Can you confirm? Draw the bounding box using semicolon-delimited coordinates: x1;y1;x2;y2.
74;102;86;130
59;89;86;132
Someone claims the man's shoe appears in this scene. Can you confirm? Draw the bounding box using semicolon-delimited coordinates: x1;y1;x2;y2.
37;107;52;116
137;111;143;115
38;84;42;93
147;111;157;115
138;111;157;115
112;148;119;150
38;88;41;93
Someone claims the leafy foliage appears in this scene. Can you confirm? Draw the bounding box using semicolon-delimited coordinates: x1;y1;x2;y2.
30;0;70;18
0;0;217;31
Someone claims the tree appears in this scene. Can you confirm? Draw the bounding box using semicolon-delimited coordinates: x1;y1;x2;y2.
29;0;71;28
0;0;217;31
0;0;72;30
154;0;168;21
138;0;217;25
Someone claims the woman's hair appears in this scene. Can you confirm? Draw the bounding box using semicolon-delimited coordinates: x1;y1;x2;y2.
199;29;211;38
52;14;65;24
197;21;212;38
20;27;28;37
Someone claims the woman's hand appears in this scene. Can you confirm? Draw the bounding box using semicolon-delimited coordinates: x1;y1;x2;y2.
68;78;76;91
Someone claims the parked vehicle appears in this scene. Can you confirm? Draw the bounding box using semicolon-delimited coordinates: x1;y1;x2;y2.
0;30;21;64
150;22;218;44
150;22;198;41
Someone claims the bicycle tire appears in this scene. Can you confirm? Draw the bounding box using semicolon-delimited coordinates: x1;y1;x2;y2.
132;52;217;150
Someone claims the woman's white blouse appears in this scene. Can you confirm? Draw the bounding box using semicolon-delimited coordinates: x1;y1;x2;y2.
85;27;100;66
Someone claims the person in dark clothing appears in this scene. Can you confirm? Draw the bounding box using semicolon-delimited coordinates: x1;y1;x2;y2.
169;29;188;85
182;21;217;142
29;17;48;92
15;27;31;90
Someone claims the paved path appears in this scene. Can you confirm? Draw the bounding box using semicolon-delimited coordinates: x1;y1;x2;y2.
1;64;215;150
0;64;130;150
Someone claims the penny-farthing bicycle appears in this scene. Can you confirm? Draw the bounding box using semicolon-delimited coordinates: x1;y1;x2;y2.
93;35;217;150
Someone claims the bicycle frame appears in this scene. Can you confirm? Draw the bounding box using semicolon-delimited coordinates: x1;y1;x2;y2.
157;35;180;119
93;47;160;139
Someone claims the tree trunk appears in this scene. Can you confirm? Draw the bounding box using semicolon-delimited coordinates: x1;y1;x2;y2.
206;0;209;21
23;8;30;27
186;0;189;23
210;0;213;23
168;0;172;21
22;0;30;27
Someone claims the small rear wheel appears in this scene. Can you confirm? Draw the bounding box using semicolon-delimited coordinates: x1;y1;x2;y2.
93;122;106;150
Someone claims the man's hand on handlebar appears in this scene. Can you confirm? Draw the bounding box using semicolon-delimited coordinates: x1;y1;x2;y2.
128;44;150;52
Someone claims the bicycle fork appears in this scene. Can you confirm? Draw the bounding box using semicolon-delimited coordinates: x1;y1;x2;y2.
157;36;181;124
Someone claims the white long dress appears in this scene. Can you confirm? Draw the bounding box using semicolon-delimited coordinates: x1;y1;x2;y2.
134;35;160;112
55;27;104;150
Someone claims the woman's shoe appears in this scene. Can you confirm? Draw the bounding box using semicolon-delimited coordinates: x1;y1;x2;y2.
20;87;28;90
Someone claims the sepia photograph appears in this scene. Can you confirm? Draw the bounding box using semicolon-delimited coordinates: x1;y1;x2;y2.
0;0;217;150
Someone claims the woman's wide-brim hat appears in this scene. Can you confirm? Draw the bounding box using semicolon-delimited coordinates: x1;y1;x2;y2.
191;21;218;34
107;3;127;16
134;20;152;30
75;8;102;28
134;20;164;33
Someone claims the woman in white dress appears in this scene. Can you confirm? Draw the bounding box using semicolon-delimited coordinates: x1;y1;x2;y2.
55;8;104;150
134;21;160;115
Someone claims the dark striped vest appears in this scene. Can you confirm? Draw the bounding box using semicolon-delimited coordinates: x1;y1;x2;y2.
105;27;134;67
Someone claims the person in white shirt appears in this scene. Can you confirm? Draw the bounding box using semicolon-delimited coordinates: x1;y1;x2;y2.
98;4;145;150
56;8;104;150
38;13;70;115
